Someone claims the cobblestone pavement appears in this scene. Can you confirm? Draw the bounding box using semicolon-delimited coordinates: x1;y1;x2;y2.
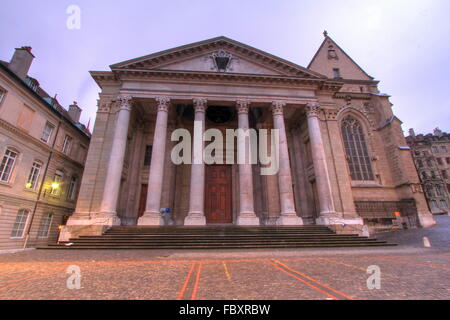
0;215;449;300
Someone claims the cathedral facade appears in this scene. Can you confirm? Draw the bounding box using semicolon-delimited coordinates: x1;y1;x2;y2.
60;35;435;241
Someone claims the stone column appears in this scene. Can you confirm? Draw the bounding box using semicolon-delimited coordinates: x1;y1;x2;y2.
138;97;170;225
236;100;260;225
99;95;132;225
271;101;303;225
184;98;207;225
123;123;145;225
306;102;337;222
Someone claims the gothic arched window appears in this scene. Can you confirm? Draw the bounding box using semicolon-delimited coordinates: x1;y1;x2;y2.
341;116;374;181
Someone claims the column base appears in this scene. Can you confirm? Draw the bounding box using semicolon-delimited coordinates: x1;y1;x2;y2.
418;212;436;228
316;214;366;235
237;213;260;226
59;212;121;242
184;212;206;226
138;211;164;226
276;214;303;226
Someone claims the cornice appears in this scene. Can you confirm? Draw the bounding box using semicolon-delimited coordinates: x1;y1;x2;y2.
110;36;327;79
93;68;344;92
0;118;85;168
334;92;372;100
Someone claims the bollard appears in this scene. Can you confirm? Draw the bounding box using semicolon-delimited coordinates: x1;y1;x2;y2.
423;236;431;248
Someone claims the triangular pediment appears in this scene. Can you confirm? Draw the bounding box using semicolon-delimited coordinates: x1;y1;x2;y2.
110;36;326;79
308;35;374;80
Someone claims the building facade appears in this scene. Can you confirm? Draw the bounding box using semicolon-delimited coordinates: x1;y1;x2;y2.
61;35;435;241
406;128;450;214
0;47;90;250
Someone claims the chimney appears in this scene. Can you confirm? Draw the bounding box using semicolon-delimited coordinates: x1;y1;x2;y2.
9;46;34;80
408;128;415;137
68;101;82;123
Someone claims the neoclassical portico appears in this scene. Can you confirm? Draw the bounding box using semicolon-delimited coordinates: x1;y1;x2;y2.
83;89;349;229
60;35;435;241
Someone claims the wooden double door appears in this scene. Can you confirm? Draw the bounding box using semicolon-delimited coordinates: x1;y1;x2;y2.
137;165;233;224
205;165;232;224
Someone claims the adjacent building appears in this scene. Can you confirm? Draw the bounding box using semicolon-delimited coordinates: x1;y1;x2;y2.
406;128;450;214
0;46;90;250
60;34;435;241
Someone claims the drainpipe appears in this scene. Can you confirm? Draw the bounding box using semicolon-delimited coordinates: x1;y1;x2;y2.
23;116;63;249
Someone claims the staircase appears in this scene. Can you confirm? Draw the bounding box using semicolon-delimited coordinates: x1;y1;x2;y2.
41;225;395;249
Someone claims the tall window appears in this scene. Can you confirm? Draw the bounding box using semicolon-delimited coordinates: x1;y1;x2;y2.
26;161;42;190
67;176;77;200
0;88;5;104
50;170;64;196
429;200;438;210
441;146;447;153
11;209;29;238
440;200;448;210
41;122;55;143
37;213;53;238
341;116;374;181
425;185;434;197
432;146;438;153
436;185;444;197
62;135;72;154
0;149;18;182
417;159;423;168
333;68;341;78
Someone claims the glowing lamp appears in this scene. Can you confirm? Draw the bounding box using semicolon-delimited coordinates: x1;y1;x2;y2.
51;182;60;189
26;182;32;189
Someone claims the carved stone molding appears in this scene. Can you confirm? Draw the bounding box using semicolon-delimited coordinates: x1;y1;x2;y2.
155;96;170;112
193;97;208;112
117;95;133;111
306;102;321;118
271;101;286;116
98;101;112;113
236;100;250;114
323;109;338;121
337;104;375;129
209;50;235;72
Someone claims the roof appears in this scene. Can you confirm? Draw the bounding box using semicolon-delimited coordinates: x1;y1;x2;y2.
308;34;374;80
109;36;327;79
0;63;91;139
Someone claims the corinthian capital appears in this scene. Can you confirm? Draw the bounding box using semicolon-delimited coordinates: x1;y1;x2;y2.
193;97;208;113
271;101;286;116
155;96;170;112
306;102;321;118
236;100;250;114
117;95;133;111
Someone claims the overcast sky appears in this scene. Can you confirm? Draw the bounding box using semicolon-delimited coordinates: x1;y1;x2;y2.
1;0;449;134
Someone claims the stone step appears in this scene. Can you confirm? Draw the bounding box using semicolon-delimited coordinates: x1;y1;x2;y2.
74;234;366;240
38;225;395;250
43;242;395;249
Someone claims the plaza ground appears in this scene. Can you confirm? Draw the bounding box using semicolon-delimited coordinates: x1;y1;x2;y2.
0;215;449;300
